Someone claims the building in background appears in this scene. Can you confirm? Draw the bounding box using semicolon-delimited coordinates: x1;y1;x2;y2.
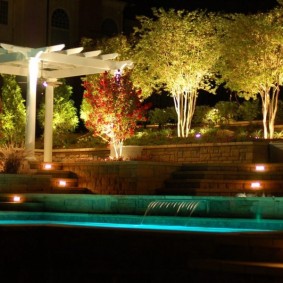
0;0;126;48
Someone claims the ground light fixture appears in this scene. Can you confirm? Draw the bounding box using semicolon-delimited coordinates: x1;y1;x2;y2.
250;182;261;189
255;165;265;171
43;163;52;170
12;195;22;203
58;180;67;187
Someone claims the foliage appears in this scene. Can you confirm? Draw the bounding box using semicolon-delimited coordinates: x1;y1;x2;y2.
204;108;222;126
215;101;239;124
132;9;222;137
0;144;24;173
218;9;283;138
37;80;79;147
0;75;26;145
148;107;177;128
82;71;150;158
237;100;261;121
80;35;134;88
192;105;211;125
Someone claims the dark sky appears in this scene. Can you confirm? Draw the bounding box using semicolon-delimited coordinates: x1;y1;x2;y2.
124;0;279;18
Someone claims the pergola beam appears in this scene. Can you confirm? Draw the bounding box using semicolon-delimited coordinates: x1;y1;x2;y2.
43;67;104;79
39;52;114;69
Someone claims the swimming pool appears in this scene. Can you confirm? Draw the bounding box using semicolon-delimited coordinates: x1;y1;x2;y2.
0;211;280;233
1;195;283;282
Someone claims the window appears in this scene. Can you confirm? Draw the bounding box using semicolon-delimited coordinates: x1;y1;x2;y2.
0;0;8;25
51;9;69;29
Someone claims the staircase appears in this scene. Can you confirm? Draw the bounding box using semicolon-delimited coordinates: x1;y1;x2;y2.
157;163;283;196
30;162;92;194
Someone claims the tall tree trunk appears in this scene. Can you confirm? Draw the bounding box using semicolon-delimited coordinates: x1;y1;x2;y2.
260;90;269;139
268;85;279;139
173;89;197;137
111;138;124;159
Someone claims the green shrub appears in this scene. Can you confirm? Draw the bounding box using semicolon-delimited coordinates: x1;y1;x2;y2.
192;105;211;125
237;100;260;121
214;101;239;124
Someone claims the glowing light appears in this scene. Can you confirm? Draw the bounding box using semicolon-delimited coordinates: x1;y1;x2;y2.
13;196;21;202
255;165;265;171
44;163;52;170
43;81;48;87
251;182;261;189
195;133;201;138
59;180;67;187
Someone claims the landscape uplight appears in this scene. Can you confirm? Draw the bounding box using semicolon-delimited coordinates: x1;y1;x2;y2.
44;163;52;170
59;180;67;187
12;195;22;203
255;165;265;171
251;182;261;189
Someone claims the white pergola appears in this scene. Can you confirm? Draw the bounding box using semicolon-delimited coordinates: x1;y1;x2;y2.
0;43;133;162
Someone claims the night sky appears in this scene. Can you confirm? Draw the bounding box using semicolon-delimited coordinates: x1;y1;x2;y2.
124;0;279;18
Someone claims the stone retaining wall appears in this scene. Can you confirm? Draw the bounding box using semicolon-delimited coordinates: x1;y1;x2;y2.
35;141;270;163
142;142;269;163
62;161;180;195
0;174;51;193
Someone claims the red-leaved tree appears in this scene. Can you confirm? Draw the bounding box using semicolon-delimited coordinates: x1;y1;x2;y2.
83;71;149;159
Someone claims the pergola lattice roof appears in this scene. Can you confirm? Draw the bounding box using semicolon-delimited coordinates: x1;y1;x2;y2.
0;43;133;162
0;43;132;79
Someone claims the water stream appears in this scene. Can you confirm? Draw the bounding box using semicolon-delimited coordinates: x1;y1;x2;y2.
143;200;202;218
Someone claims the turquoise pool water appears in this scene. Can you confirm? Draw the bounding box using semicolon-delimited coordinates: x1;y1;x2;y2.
0;211;278;233
0;219;273;233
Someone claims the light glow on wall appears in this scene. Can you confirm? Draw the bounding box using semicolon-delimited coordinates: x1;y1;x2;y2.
59;180;67;187
251;182;261;189
255;165;265;171
44;163;52;170
12;195;22;202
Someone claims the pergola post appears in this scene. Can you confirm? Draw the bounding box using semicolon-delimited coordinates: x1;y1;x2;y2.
25;57;39;160
43;81;55;163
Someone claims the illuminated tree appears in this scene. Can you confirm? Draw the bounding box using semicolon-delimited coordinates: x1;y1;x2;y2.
82;71;149;159
0;75;26;145
218;9;283;139
132;9;221;137
38;80;79;147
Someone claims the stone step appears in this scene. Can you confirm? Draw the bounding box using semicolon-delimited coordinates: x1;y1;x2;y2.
51;178;78;189
172;171;283;180
29;162;63;171
180;163;283;172
159;162;283;196
35;170;78;179
165;179;283;189
156;187;279;196
51;187;92;194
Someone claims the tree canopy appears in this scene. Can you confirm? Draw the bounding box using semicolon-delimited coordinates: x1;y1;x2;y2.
82;71;149;158
218;8;283;138
131;8;222;136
